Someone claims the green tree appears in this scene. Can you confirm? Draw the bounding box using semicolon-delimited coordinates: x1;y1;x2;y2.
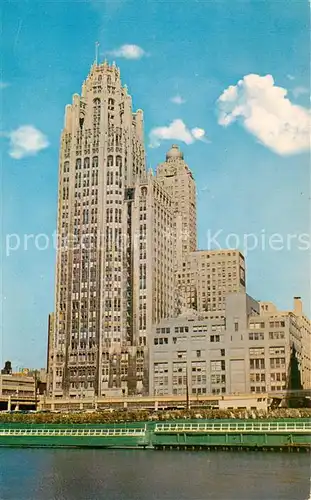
286;345;307;408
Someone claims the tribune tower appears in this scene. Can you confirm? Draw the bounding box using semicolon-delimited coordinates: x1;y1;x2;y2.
49;61;147;397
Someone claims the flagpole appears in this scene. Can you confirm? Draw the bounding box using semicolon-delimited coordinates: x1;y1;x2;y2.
186;365;190;410
95;41;100;65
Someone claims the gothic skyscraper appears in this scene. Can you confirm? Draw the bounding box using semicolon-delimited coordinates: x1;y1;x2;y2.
48;61;177;398
49;61;147;397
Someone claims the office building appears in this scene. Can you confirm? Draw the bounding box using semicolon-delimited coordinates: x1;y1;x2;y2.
129;172;175;345
49;61;145;398
150;293;310;396
259;297;311;390
156;144;197;270
178;249;246;313
48;61;177;398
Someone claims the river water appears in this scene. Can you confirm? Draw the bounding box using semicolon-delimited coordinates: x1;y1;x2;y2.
0;449;310;500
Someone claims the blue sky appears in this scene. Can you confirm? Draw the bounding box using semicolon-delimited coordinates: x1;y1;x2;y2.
1;0;310;369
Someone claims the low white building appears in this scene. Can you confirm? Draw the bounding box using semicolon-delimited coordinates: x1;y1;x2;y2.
149;293;309;397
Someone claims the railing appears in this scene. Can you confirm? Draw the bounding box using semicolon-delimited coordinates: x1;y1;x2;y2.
154;421;311;434
0;427;146;437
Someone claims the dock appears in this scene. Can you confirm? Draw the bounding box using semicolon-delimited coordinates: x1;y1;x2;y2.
0;419;310;451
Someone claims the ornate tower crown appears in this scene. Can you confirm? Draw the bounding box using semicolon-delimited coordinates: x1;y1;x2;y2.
166;144;184;160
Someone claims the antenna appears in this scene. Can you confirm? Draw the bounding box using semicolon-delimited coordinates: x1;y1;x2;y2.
95;41;100;65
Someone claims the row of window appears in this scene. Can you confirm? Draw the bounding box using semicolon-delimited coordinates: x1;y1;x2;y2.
155;324;226;335
75;157;99;170
154;335;226;346
249;357;286;370
249;346;286;356
249;330;285;340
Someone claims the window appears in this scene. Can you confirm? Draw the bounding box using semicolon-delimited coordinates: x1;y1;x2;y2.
269;346;285;356
270;357;286;369
250;373;266;383
210;335;220;343
250;322;265;330
269;320;286;328
191;335;206;341
196;350;201;358
250;358;265;370
249;347;265;356
211;360;225;371
193;325;208;333
269;331;285;340
234;322;239;331
211;374;226;384
107;155;113;167
177;351;186;360
211;360;221;371
249;332;264;341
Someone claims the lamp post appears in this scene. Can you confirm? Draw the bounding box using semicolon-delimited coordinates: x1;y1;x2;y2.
34;370;38;410
186;364;190;411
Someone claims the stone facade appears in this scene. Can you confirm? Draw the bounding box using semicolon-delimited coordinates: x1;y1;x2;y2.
178;249;246;313
156;144;197;270
49;62;178;398
50;62;145;397
259;297;311;391
150;293;310;396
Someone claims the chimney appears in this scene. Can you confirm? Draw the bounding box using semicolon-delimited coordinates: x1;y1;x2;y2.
293;296;302;316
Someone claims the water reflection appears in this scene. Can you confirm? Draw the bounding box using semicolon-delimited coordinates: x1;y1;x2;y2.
1;449;310;500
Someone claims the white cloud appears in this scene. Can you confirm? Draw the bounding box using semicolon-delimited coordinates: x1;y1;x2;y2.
108;44;146;60
149;119;207;147
287;74;295;81
217;74;311;156
170;95;186;105
191;127;206;140
0;81;9;90
292;86;309;99
8;125;49;159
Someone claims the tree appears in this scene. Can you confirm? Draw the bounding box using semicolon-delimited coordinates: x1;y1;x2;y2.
286;345;307;408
